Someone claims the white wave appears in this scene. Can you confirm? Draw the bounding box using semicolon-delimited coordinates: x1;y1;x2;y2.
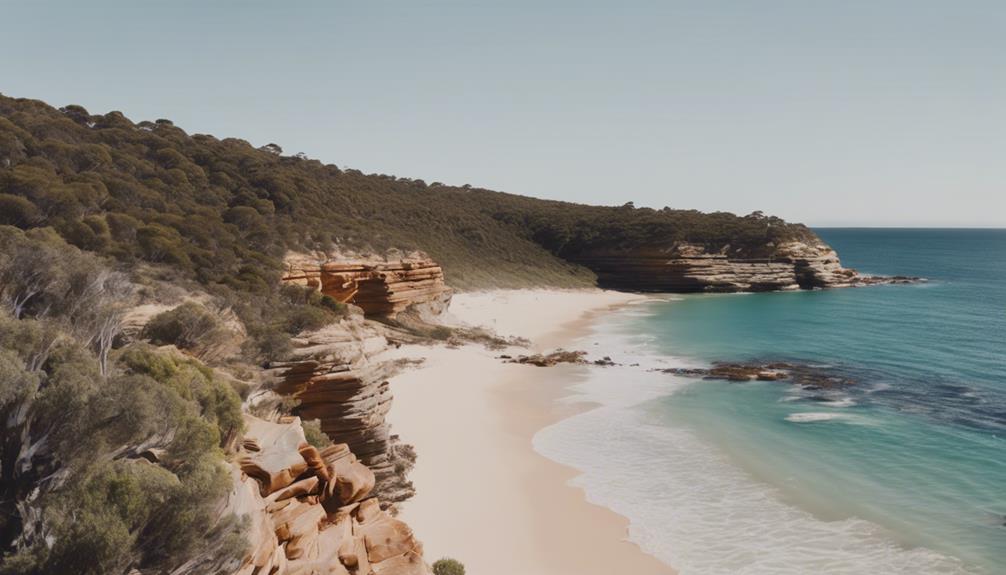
786;412;858;423
820;398;857;408
532;308;973;575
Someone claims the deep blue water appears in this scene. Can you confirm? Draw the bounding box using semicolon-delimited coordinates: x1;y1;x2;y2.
637;229;1006;572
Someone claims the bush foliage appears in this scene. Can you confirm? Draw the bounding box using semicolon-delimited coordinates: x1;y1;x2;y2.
143;301;229;355
432;557;466;575
0;93;822;573
0;228;244;574
0;94;817;292
302;418;333;449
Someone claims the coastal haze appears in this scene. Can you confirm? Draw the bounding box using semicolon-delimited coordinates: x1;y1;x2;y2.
2;1;1005;227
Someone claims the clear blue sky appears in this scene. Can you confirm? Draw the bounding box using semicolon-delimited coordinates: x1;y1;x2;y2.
2;1;1004;227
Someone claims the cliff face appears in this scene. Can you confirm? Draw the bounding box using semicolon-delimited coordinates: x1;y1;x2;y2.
571;240;900;293
283;256;452;318
227;415;430;575
265;315;416;509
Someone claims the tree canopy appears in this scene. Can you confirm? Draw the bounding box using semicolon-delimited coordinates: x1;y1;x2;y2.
0;93;817;292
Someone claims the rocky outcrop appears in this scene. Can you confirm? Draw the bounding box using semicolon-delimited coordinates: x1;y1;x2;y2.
571;241;919;292
662;362;857;389
228;415;430;575
283;255;451;318
265;315;416;509
501;349;589;367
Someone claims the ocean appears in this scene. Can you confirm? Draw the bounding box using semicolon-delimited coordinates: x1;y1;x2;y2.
533;229;1006;574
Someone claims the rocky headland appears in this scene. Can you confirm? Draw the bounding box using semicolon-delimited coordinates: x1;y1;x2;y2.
569;240;920;292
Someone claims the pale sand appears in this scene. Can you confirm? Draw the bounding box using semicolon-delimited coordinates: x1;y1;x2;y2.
386;289;676;575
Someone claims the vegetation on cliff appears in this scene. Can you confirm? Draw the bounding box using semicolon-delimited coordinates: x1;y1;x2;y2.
0;92;824;573
0;93;817;293
432;558;466;575
0;227;246;574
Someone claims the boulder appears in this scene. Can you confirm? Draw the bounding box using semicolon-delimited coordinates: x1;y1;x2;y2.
229;415;431;575
239;416;310;496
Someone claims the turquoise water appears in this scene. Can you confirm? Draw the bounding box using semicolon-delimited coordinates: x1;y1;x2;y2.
638;229;1006;572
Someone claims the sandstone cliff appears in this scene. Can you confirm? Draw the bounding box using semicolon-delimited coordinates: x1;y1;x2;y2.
264;315;417;509
227;415;430;575
283;256;451;318
572;240;913;292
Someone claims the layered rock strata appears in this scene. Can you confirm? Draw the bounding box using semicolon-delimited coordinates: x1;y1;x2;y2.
228;415;430;575
266;315;416;508
283;256;451;317
572;241;917;292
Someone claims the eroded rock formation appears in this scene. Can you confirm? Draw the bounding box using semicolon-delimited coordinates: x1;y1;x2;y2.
283;255;451;317
265;315;416;508
228;415;430;575
571;241;918;292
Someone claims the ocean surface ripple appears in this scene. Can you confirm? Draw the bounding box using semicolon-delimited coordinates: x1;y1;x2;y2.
533;229;1006;574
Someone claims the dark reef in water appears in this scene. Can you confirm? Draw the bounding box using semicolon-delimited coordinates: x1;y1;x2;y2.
661;362;857;389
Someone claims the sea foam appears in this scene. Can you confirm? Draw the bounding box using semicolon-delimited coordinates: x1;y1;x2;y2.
531;314;974;575
785;412;862;423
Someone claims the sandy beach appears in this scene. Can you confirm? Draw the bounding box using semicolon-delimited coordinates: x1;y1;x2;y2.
387;290;675;575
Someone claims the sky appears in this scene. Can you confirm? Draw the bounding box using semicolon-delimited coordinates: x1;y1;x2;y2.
2;0;1004;227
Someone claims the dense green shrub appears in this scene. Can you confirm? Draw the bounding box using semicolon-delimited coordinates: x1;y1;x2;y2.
0;233;244;572
236;283;348;362
302;418;333;449
319;294;347;314
432;557;466;575
0;93;817;292
143;301;231;357
429;325;453;341
244;324;293;362
0;335;243;573
0;193;38;228
118;344;244;443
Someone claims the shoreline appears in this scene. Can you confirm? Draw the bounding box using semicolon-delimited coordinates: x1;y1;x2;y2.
386;289;675;575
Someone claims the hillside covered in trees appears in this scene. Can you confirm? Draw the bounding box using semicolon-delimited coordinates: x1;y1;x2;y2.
0;226;248;574
0;94;829;574
0;93;818;293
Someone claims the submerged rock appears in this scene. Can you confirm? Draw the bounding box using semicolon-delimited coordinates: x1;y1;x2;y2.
662;362;856;389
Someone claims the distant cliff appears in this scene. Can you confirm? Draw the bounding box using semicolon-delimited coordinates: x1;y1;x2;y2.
1;93;854;293
569;240;887;292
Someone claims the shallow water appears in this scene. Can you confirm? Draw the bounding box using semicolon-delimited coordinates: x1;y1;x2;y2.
534;229;1006;574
